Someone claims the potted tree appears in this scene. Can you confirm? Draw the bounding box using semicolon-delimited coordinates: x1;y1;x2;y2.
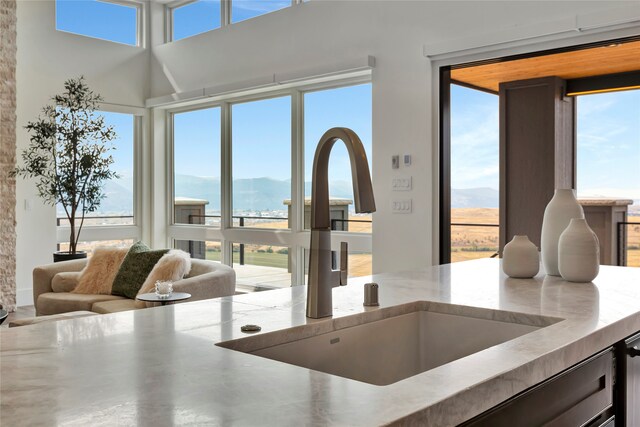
14;76;119;262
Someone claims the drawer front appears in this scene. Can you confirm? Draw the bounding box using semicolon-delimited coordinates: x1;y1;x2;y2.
462;349;613;427
624;333;640;426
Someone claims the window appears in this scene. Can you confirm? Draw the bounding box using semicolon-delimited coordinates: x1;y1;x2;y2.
449;84;499;262
231;96;291;229
173;107;222;227
174;240;222;262
171;1;221;42
303;84;373;233
233;243;291;290
167;79;373;291
576;89;640;266
57;111;135;226
231;0;291;23
55;0;139;46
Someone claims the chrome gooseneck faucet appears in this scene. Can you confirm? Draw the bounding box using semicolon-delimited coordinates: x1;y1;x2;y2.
306;127;376;319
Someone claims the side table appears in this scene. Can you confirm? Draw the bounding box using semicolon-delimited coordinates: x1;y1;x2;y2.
136;292;191;306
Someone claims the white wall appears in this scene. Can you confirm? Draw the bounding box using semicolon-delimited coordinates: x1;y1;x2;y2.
15;0;640;305
15;0;149;305
148;0;640;273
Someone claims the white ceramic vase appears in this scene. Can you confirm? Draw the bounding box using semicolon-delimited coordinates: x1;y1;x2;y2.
502;235;539;278
558;218;600;282
540;189;584;276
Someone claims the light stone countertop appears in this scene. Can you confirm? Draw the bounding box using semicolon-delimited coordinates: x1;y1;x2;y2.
2;259;640;426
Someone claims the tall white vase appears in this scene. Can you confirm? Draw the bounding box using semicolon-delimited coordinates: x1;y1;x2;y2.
540;189;584;276
502;235;539;278
558;218;600;282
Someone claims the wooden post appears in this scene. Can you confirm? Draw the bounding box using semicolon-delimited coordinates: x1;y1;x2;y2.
499;77;575;251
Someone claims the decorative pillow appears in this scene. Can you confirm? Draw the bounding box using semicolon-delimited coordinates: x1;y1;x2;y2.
72;247;128;295
135;249;192;308
52;272;82;293
111;242;169;299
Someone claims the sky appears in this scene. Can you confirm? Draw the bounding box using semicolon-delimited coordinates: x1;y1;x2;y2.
452;84;640;201
56;1;639;214
173;84;372;184
56;0;294;44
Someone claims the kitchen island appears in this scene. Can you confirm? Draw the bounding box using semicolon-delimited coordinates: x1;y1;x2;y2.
2;259;640;426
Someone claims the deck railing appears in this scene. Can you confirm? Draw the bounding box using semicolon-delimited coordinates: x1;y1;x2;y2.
187;214;371;265
56;215;134;226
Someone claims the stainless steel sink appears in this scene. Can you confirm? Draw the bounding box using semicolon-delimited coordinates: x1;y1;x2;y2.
217;301;560;386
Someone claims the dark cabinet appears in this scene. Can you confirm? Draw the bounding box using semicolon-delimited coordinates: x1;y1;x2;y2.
461;349;614;427
615;331;640;427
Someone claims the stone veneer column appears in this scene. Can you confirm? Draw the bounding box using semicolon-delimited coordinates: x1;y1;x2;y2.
0;0;17;310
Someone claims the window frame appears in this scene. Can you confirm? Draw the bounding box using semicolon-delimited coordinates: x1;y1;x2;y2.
166;0;302;43
56;105;144;247
165;75;372;287
55;0;144;47
438;35;640;265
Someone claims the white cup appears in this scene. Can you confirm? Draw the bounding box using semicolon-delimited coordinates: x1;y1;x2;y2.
155;281;173;298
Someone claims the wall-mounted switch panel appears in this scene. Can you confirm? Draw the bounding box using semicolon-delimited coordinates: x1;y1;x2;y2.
392;155;400;169
392;176;412;191
404;154;411;166
392;199;412;214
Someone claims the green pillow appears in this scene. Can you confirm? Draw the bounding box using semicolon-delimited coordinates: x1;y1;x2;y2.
111;241;169;299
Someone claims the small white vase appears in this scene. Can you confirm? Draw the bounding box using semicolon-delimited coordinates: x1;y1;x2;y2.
541;189;584;276
558;218;599;283
502;235;539;278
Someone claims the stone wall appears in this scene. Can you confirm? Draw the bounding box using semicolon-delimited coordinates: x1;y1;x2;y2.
0;0;17;311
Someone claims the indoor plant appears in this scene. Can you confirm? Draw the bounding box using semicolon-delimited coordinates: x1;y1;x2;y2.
14;76;118;261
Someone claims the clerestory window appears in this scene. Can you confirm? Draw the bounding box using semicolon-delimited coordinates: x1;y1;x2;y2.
171;0;222;42
167;0;298;42
55;0;141;46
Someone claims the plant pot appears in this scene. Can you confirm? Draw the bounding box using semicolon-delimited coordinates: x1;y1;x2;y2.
53;251;88;263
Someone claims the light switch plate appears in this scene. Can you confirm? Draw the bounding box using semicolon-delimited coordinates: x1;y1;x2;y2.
404;154;411;166
392;155;399;169
392;176;412;191
392;199;412;214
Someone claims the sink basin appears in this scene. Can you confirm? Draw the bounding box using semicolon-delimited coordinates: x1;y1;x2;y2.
217;301;560;386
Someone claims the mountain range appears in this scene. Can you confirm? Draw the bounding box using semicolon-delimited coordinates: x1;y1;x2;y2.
69;176;638;214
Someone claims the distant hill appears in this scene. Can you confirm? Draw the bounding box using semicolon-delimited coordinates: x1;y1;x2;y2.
57;179;134;216
452;187;499;208
176;176;355;211
57;180;502;214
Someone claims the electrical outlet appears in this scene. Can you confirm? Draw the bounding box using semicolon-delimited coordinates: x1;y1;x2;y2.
392;199;412;214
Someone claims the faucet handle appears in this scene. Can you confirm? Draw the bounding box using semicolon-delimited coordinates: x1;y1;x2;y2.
340;241;348;286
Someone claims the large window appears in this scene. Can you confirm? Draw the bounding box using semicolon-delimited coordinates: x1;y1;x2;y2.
173;107;222;227
171;1;221;42
57;111;135;226
304;84;373;233
232;96;291;229
576;89;640;266
56;108;141;253
55;0;140;46
449;84;499;262
168;79;373;290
